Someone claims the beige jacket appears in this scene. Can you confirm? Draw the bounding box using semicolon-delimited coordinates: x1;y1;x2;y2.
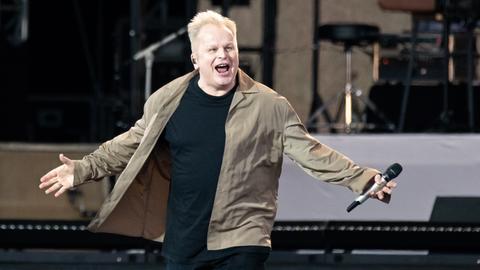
73;69;379;250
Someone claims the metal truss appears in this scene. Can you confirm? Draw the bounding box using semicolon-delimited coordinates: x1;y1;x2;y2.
0;0;28;46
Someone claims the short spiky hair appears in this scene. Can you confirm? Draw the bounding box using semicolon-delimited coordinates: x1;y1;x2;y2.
187;10;237;52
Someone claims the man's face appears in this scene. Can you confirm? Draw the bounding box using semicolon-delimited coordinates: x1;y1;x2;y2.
192;24;239;93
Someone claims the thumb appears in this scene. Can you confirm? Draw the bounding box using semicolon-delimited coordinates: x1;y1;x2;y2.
59;153;73;166
374;174;382;184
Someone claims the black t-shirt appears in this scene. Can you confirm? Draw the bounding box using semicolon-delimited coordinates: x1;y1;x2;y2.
161;75;269;263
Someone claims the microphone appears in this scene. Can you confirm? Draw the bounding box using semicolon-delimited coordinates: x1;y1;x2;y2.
346;163;403;212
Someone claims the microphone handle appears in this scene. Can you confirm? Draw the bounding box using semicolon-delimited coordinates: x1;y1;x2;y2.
356;178;387;204
346;177;387;212
346;201;360;212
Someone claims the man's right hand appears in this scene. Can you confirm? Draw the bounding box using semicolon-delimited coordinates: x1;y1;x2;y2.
39;154;75;197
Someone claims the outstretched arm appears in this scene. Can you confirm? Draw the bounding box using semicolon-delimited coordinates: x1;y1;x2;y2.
38;90;158;197
281;98;397;198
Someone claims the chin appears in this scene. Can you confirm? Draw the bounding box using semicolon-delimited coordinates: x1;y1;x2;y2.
215;74;235;85
216;78;234;87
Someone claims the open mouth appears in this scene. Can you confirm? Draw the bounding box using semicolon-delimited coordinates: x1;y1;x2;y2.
215;63;230;74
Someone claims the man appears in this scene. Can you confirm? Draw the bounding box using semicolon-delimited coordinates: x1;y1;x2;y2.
40;10;396;270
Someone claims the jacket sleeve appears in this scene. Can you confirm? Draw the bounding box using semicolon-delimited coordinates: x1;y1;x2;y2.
72;98;153;187
281;98;379;194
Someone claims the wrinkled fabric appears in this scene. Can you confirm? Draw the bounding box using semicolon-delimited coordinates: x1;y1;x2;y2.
73;69;379;250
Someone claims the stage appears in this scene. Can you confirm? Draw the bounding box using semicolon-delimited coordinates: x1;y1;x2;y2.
1;134;480;269
1;134;479;222
278;134;480;222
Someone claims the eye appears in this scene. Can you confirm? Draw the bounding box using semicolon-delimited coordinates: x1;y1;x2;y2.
208;48;217;53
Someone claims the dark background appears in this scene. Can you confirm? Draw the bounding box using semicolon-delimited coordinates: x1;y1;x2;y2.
0;0;195;142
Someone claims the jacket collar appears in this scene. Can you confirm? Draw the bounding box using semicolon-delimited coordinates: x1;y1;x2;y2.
236;69;258;93
156;68;258;115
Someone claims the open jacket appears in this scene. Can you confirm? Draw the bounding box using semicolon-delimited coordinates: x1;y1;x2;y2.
73;69;379;250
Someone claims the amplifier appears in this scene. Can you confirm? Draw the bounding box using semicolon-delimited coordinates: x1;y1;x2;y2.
376;32;477;83
379;55;444;82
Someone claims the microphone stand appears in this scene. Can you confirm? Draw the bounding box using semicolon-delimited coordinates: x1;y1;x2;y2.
133;27;187;99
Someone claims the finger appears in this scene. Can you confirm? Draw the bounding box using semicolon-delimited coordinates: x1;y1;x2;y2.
54;185;69;197
376;191;384;200
45;182;62;194
387;181;397;188
39;176;60;189
382;186;392;194
59;154;73;167
381;193;391;203
44;182;60;194
39;177;55;189
40;168;58;182
374;174;382;183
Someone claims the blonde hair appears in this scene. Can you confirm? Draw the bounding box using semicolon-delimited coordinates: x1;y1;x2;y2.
187;10;237;52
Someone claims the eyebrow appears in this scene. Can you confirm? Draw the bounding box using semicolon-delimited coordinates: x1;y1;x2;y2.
204;42;234;48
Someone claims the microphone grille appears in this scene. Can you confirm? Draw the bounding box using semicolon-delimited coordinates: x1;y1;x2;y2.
384;163;403;181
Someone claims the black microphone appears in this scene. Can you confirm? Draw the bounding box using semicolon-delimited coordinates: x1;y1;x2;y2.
346;163;403;212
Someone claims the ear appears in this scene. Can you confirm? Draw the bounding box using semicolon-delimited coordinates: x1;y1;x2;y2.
191;54;198;70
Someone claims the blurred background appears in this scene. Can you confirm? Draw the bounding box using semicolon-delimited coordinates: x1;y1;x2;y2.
0;0;479;269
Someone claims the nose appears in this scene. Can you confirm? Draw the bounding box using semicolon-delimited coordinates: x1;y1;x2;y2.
216;48;227;59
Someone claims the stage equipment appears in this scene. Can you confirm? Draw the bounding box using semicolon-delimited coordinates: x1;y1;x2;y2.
0;0;29;46
134;27;187;100
379;0;480;18
378;0;480;132
366;82;480;132
0;219;479;253
430;197;480;223
0;143;110;220
307;24;395;133
375;33;444;82
376;32;477;83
